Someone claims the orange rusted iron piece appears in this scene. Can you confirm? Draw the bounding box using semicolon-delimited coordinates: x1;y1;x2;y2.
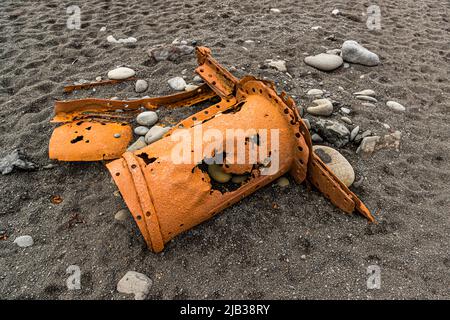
104;47;375;253
49;47;374;252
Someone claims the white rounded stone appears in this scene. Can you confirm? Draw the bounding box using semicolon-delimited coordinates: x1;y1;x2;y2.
304;53;343;71
13;235;33;248
168;77;186;91
307;98;333;116
307;89;324;96
386;101;406;113
313;145;355;187
107;67;136;80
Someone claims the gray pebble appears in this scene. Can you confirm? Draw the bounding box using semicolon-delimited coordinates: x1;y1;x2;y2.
135;80;148;93
312;133;324;143
134;126;150;136
136;111;158;127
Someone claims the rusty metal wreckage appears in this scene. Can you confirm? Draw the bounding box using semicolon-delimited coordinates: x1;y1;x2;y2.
49;47;375;253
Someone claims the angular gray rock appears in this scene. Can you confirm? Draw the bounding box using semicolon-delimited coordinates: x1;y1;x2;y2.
117;271;152;300
341;40;380;66
311;119;350;147
1;149;37;175
13;235;34;247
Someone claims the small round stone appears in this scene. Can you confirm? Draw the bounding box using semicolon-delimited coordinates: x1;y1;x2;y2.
313;145;355;187
134;126;149;136
135;80;148;93
114;133;121;138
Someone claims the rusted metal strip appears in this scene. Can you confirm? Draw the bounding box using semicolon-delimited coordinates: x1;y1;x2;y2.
63;78;137;93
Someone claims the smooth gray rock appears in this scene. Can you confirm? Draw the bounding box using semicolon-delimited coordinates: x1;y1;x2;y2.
135;80;148;93
304;53;343;71
307;98;333;116
13;235;33;247
134;126;150;136
144;126;170;144
341;40;380;66
127;137;147;152
117;271;152;300
136;111;158;127
312;119;350;147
